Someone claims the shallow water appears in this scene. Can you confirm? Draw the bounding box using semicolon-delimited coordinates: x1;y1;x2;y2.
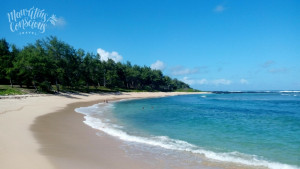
76;92;300;169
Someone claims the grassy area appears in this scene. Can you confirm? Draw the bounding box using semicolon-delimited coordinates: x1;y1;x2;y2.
59;86;155;93
0;84;200;96
0;85;34;95
175;88;202;92
58;86;117;93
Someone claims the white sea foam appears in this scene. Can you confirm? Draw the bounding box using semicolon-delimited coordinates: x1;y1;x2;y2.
75;104;300;169
280;91;300;93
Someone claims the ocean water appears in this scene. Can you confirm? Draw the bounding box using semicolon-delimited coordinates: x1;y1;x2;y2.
75;92;300;169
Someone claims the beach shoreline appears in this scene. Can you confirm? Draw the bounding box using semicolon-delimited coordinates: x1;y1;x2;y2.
0;92;208;169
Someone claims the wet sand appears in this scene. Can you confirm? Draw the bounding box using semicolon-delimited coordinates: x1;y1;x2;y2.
1;92;214;169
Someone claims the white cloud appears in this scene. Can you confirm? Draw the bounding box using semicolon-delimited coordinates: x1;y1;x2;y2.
260;61;288;74
262;60;275;68
212;79;232;85
170;66;199;76
182;77;231;86
151;60;165;70
55;17;66;27
214;5;225;13
182;77;208;85
240;79;249;84
268;68;287;74
97;48;123;62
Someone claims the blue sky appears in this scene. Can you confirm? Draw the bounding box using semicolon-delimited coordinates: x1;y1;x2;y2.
1;0;299;91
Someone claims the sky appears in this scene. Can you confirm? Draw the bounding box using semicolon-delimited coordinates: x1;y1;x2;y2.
1;0;299;91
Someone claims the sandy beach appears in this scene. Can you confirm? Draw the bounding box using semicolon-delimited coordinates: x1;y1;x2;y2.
0;92;212;169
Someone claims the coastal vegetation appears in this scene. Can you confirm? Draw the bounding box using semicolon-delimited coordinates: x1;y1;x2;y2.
0;37;194;94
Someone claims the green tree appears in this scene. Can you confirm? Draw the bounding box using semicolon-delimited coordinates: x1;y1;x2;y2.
0;39;13;86
1;36;192;92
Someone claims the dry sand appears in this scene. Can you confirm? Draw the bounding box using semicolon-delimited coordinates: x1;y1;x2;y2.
0;92;212;169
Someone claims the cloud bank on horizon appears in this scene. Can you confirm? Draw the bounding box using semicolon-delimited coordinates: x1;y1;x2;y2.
181;77;233;86
169;66;199;76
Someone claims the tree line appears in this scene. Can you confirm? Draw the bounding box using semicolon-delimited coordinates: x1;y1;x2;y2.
0;36;191;92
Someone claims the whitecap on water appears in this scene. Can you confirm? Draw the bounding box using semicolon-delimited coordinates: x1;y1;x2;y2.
75;102;300;169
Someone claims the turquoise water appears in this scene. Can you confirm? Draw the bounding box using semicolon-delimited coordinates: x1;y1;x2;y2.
76;92;300;169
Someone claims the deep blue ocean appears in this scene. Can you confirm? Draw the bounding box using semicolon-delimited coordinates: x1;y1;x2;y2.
76;92;300;169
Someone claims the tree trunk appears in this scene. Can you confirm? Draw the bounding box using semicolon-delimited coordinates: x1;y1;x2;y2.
10;78;13;88
32;74;37;92
103;72;106;87
33;81;37;92
55;79;60;93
